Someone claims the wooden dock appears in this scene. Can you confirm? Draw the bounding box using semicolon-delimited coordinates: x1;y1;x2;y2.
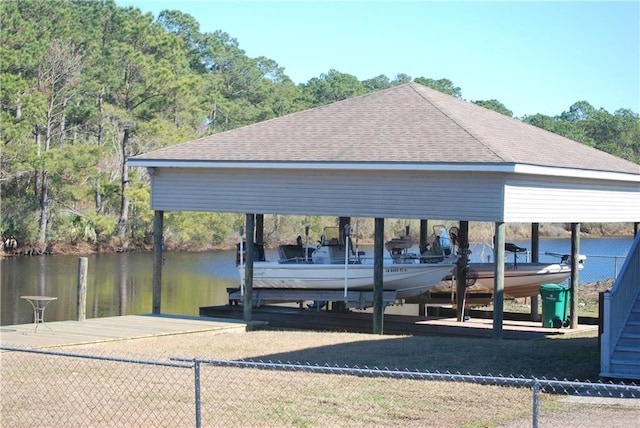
1;309;599;348
200;304;598;340
0;314;261;349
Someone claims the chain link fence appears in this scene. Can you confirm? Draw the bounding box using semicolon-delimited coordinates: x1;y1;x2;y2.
1;347;196;427
576;254;627;284
2;346;638;427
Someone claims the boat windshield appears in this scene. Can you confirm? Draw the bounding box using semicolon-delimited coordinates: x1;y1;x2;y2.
321;227;342;246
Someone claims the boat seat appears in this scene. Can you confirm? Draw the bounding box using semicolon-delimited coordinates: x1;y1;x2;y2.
505;243;527;253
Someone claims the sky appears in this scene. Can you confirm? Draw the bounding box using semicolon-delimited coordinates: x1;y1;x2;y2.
115;1;639;118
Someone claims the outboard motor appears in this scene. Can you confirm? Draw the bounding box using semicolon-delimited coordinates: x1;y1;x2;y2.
436;225;452;256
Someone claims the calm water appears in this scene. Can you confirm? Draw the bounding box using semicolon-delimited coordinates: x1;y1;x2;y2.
1;237;633;326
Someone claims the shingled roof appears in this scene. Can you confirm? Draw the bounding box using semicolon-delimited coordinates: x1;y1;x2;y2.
132;82;639;175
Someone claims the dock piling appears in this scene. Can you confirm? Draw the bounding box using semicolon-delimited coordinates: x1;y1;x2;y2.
76;257;88;321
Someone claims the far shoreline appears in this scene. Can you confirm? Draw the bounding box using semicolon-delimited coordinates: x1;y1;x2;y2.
2;227;635;259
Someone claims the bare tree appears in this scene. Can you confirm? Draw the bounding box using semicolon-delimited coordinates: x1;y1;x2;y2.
36;39;83;247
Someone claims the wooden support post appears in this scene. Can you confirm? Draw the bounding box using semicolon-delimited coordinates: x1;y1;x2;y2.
152;210;163;315
339;217;351;243
493;222;505;340
418;219;429;319
530;223;539;322
570;223;580;329
255;214;264;245
373;218;384;335
455;221;469;322
244;213;255;322
76;257;88;321
419;219;428;252
598;291;605;349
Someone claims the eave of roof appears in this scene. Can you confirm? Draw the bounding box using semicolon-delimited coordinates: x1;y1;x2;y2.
126;159;640;183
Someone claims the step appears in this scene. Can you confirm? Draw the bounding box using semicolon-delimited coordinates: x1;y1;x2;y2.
610;358;640;369
612;346;640;361
622;320;640;335
606;362;640;381
616;345;640;352
618;332;640;347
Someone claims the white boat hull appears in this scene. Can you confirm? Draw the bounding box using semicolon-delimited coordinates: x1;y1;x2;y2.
243;262;456;299
430;263;573;298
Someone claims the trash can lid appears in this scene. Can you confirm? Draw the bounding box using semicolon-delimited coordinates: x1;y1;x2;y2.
540;283;569;291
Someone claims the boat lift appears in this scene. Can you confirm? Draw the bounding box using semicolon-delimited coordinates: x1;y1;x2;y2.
227;288;399;311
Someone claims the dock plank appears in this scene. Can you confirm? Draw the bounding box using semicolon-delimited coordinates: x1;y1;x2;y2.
0;314;258;349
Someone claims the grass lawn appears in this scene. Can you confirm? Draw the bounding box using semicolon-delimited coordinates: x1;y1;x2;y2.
4;323;638;427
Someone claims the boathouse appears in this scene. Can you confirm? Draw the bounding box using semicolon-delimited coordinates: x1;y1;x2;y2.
128;82;640;378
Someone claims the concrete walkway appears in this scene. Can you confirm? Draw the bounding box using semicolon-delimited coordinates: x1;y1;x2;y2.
0;314;261;349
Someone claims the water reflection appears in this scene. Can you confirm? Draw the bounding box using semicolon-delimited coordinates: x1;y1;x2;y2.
1;251;239;326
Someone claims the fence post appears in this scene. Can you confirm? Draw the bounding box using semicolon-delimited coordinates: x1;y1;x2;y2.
194;359;201;428
532;378;540;428
76;257;88;321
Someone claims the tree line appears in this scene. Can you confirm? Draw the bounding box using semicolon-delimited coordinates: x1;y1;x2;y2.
1;0;638;254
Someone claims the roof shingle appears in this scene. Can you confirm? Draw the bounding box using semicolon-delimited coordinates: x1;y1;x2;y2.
132;83;640;174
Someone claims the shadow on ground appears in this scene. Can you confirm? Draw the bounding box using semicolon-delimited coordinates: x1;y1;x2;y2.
242;333;602;381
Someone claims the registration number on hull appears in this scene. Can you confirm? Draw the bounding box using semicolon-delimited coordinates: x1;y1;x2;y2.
385;267;408;273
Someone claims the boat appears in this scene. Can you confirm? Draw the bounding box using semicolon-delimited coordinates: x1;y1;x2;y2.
422;226;586;299
430;259;584;299
238;226;457;300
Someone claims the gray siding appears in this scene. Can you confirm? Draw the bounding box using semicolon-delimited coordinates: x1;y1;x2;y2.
504;176;640;222
150;168;506;221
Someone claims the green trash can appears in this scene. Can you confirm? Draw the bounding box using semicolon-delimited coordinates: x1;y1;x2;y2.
540;284;571;328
